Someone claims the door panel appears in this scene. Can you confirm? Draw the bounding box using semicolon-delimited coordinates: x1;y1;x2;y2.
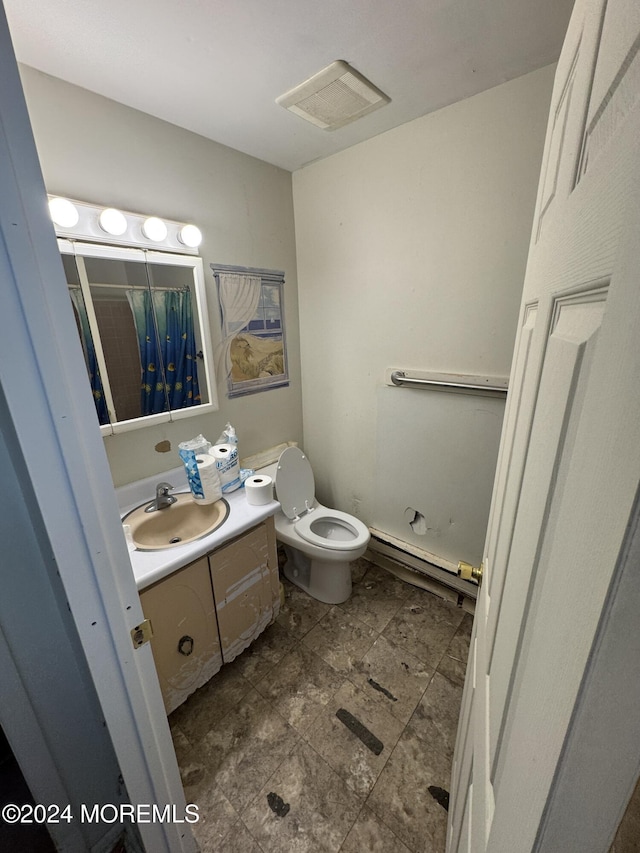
535;2;608;239
536;45;580;238
490;285;607;785
577;3;640;180
488;257;640;850
460;787;471;853
486;303;543;653
450;628;476;845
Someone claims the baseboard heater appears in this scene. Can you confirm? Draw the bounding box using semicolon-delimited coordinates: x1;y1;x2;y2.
366;527;477;609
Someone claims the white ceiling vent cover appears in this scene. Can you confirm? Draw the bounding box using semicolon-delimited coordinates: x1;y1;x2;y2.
276;60;390;131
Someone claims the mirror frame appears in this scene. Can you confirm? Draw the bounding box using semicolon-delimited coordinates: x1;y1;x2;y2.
59;238;218;434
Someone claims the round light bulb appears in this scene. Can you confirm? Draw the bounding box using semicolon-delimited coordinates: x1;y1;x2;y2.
142;216;168;242
99;208;127;236
48;197;79;228
179;224;202;248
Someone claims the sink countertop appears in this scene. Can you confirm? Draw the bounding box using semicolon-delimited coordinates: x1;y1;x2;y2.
117;465;280;591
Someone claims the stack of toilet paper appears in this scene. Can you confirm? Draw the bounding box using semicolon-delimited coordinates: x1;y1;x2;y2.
178;435;223;504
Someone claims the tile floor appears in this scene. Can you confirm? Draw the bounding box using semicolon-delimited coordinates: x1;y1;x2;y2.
170;558;473;853
610;775;640;853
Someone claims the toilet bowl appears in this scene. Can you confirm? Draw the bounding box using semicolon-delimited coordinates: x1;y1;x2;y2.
262;447;370;604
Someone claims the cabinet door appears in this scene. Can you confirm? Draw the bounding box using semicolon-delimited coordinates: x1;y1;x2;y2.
264;516;280;609
140;557;222;714
210;522;278;664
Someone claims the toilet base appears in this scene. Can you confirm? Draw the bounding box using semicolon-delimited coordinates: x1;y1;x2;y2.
282;543;352;605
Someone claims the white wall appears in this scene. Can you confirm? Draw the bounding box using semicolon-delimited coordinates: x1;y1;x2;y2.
293;65;555;567
19;65;302;486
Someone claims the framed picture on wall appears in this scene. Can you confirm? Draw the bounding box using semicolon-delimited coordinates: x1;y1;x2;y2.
212;263;289;398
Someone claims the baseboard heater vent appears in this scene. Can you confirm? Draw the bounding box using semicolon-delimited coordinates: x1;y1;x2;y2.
366;528;477;611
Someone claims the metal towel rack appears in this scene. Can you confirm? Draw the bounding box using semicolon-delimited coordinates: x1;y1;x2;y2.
390;370;508;396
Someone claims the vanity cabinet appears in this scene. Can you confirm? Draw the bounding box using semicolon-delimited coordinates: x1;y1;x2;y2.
139;517;279;714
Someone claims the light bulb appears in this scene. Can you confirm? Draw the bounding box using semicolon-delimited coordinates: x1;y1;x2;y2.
99;208;127;236
179;224;202;248
48;197;79;228
142;216;168;242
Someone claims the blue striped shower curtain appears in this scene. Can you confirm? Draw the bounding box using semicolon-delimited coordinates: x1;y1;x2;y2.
127;289;201;416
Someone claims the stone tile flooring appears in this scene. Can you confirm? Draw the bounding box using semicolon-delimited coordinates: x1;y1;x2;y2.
170;559;473;853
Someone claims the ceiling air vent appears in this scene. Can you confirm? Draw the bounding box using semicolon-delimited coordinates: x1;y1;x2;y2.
276;60;390;131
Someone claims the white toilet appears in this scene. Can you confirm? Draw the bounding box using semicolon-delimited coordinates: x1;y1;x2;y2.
262;447;370;604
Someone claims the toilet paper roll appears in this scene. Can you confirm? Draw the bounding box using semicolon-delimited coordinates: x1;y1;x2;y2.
244;474;274;506
209;443;241;493
194;454;223;504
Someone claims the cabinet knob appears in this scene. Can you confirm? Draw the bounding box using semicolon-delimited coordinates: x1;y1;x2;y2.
178;635;194;656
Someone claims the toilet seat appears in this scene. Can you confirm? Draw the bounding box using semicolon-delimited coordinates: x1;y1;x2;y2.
294;507;370;552
275;447;369;552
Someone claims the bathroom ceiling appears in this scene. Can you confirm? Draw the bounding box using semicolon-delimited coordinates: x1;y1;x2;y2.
4;0;575;172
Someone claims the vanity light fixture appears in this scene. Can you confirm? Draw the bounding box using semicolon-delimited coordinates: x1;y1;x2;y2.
48;197;79;228
99;207;128;236
142;216;168;242
178;224;203;249
46;196;202;254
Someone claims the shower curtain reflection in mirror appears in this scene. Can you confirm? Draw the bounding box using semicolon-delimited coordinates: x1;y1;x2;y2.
126;288;201;416
69;288;110;425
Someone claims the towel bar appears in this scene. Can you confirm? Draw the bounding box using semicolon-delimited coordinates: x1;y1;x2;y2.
390;370;508;396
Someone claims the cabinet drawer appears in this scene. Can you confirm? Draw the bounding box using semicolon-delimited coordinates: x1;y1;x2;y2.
140;557;222;714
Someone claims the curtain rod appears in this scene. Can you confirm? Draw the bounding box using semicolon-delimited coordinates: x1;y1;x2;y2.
67;282;189;292
210;262;284;282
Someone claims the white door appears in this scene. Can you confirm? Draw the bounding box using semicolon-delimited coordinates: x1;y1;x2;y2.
448;1;640;851
0;12;195;852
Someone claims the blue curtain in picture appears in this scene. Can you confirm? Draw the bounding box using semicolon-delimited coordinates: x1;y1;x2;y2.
69;289;110;425
128;289;201;416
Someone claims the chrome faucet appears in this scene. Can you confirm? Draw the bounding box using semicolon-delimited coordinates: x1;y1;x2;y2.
145;481;177;512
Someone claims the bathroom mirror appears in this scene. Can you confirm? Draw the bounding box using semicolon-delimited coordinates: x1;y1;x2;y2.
59;239;218;434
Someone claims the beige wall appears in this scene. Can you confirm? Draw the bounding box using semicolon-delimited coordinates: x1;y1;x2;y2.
19;65;302;486
293;66;555;567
